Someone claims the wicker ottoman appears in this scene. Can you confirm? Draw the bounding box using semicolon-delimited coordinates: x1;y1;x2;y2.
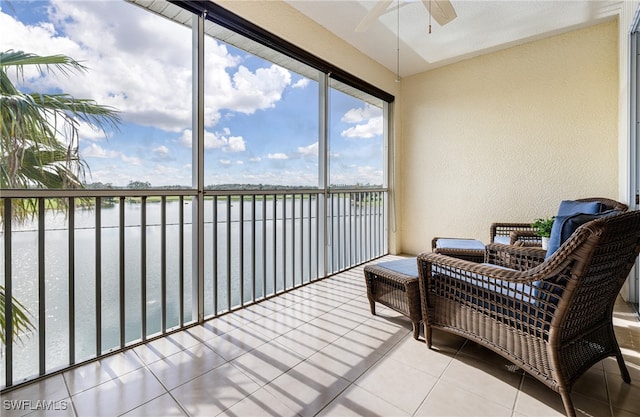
363;258;421;340
431;237;485;263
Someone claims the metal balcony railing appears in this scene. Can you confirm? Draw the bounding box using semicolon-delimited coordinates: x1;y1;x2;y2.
0;188;388;390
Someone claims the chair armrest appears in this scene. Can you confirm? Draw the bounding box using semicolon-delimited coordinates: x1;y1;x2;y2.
418;251;527;282
490;222;536;243
417;251;569;341
509;230;543;246
485;243;546;270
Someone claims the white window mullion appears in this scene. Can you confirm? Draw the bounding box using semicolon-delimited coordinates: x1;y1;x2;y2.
318;73;328;278
192;12;205;323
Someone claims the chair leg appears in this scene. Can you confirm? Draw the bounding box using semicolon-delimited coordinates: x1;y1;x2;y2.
368;298;376;315
559;389;576;417
412;321;420;340
425;323;433;348
615;350;631;383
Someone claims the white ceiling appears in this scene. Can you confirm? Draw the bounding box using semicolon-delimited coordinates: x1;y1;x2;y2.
285;1;622;77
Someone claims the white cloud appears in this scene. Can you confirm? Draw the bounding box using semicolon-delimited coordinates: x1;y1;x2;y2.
179;129;245;152
249;157;262;162
330;165;383;186
81;143;140;165
340;103;383;139
86;162;191;187
227;136;246;152
81;143;116;159
216;169;317;187
153;145;170;159
292;78;310;89
203;131;228;150
0;1;291;134
226;65;291;114
341;116;383;139
342;103;382;124
219;159;232;165
268;153;288;160
121;154;141;165
77;121;110;142
298;142;318;157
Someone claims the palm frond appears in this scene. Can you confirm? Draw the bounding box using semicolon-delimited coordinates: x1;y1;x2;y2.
0;50;87;82
1;49;122;192
0;285;36;346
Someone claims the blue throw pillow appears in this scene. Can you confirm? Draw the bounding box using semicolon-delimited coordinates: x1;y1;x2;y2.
545;210;616;258
556;200;604;216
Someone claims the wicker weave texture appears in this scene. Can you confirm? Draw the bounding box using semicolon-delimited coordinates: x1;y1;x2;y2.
418;209;640;417
431;237;485;263
490;197;629;247
364;263;422;340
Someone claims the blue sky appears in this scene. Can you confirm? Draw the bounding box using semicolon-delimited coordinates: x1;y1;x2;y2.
0;0;384;187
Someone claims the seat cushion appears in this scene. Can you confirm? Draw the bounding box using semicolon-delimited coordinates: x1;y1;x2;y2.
437;264;534;303
493;235;511;245
430;264;556;336
375;258;418;277
435;238;485;251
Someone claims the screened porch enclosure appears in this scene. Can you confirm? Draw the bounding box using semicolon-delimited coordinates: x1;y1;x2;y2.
1;0;393;390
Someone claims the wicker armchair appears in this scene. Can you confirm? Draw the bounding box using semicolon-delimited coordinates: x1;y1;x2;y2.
490;197;628;246
418;209;640;417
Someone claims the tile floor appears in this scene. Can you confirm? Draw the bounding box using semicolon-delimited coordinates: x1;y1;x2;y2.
2;255;640;417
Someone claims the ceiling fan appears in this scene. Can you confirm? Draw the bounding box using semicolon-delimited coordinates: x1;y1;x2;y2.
355;0;457;33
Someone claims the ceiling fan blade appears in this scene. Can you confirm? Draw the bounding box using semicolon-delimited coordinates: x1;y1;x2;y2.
355;0;393;32
421;0;457;26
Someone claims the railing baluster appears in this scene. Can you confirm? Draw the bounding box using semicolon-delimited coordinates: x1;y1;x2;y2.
68;198;75;366
262;195;267;298
350;192;354;266
291;194;295;287
368;192;372;259
119;197;125;348
336;194;340;271
272;196;277;294
213;196;218;315
372;192;377;256
4;198;13;387
179;196;184;326
161;196;167;333
372;192;377;257
38;198;46;375
327;194;333;273
299;194;303;285
226;196;231;311
342;192;346;270
239;195;244;306
360;192;365;263
316;193;320;280
141;196;147;340
307;193;312;283
282;194;287;289
251;195;256;302
377;191;382;256
95;197;102;355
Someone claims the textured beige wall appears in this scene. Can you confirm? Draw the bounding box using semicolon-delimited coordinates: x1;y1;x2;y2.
398;20;619;255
